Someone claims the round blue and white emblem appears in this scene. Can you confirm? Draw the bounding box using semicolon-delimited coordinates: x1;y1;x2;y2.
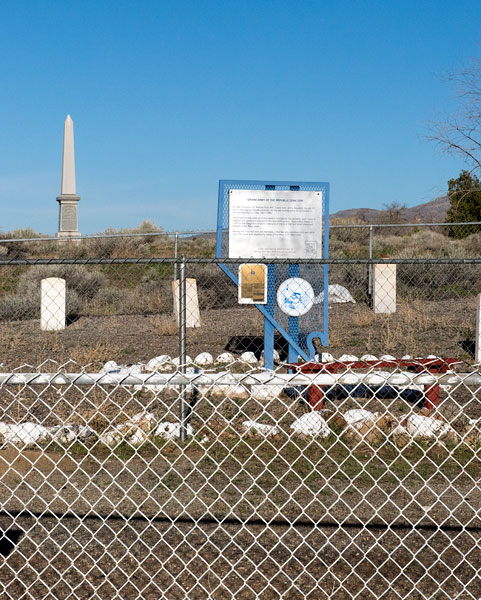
277;278;314;316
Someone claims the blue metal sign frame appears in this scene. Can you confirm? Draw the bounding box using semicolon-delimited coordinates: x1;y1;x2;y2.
216;179;329;369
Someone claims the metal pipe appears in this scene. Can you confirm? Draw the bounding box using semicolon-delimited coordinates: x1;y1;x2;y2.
329;221;481;229
2;256;481;266
178;257;187;442
0;371;477;387
173;231;178;281
368;225;373;299
0;221;480;245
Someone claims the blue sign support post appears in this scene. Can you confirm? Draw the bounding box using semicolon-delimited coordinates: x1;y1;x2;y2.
216;180;329;369
288;263;300;364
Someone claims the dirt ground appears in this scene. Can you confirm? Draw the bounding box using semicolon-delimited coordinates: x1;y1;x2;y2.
0;296;476;370
1;512;480;599
1;441;481;600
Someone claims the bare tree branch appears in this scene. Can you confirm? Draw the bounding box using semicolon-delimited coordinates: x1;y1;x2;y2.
428;59;481;173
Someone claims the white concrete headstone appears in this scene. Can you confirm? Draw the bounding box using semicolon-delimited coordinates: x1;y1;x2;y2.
41;277;66;331
373;264;396;314
172;278;201;328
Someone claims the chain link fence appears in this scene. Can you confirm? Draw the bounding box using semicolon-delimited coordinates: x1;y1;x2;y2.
0;234;481;597
1;220;480;260
0;256;479;366
1;360;481;598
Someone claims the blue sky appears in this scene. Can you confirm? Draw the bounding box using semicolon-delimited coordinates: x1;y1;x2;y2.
0;0;480;235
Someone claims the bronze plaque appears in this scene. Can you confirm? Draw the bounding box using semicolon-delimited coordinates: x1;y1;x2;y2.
238;264;267;304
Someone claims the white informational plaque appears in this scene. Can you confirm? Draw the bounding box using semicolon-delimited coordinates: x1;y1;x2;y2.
228;189;322;258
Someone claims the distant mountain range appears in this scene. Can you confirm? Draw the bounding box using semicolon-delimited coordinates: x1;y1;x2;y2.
331;196;450;224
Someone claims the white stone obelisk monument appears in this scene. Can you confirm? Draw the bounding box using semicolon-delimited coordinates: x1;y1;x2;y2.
57;115;80;238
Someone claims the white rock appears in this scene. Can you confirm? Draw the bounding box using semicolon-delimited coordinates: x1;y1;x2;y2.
100;416;156;446
320;352;335;363
155;422;193;440
242;420;280;437
172;356;192;367
365;370;393;384
209;384;249;398
402;355;412;360
380;354;396;361
100;360;120;374
76;425;97;441
146;355;172;372
215;352;235;364
47;424;97;444
128;412;158;431
48;426;78;445
343;409;377;428
406;415;455;439
2;423;51;446
250;384;284;400
392;424;409;436
146;355;171;370
129;428;149;446
118;364;143;377
314;284;356;304
134;384;167;393
194;352;214;366
240;351;258;365
260;349;280;362
338;354;358;363
99;428;123;447
290;413;330;437
361;354;378;362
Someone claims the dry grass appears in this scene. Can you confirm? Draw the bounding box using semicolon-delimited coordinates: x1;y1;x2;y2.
153;314;178;336
330;227;481;259
67;342;122;367
327;296;472;360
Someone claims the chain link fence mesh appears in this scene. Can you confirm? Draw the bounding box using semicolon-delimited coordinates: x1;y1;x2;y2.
0;362;481;598
0;256;480;365
0;229;480;597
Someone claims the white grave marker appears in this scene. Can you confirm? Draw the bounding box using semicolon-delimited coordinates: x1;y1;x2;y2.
41;277;66;331
172;278;201;328
373;264;396;314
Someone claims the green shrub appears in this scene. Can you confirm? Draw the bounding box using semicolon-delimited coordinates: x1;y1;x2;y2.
0;286;81;321
17;265;106;300
90;287;129;315
0;293;38;321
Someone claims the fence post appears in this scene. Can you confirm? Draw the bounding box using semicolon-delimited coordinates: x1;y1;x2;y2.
368;225;373;303
476;293;481;364
178;256;187;442
173;231;179;282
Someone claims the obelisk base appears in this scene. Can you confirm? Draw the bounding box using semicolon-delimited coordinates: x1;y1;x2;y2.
57;195;81;238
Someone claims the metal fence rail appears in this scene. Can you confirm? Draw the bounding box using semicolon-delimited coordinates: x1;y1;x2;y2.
1;220;481;260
